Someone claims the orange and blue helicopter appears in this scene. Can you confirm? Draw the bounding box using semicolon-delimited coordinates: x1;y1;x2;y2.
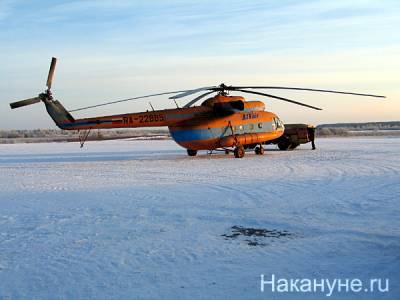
9;58;385;158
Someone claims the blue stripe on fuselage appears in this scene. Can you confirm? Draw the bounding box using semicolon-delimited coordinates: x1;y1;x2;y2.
170;127;222;142
169;121;275;143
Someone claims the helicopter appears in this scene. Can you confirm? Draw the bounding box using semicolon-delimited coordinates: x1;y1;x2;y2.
9;58;385;158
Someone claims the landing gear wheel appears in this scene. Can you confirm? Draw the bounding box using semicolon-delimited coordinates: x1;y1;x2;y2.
187;149;197;156
234;145;245;158
278;140;290;150
255;146;265;155
225;149;230;155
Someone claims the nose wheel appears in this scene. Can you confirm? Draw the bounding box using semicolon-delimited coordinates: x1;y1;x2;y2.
187;149;197;156
255;145;264;155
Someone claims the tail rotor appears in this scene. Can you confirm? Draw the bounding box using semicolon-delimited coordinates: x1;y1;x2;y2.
9;57;57;109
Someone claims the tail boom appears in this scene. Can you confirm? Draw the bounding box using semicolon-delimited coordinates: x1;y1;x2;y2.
49;105;211;130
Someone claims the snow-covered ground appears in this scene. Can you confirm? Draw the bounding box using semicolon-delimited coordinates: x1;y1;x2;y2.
0;138;399;299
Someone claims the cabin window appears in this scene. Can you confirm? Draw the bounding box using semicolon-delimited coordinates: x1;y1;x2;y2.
248;124;254;130
239;125;243;131
258;123;263;128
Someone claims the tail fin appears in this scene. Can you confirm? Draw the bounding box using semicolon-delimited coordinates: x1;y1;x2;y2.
44;100;75;129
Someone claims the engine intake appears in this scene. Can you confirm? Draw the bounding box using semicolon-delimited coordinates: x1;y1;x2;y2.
213;100;244;114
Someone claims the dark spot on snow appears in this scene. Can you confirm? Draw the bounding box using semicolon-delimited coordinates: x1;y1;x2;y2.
222;226;294;246
246;239;265;246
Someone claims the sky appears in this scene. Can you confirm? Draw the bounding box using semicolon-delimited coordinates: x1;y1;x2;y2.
1;0;399;129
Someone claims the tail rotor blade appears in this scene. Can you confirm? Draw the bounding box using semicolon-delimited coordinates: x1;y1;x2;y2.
10;97;41;109
46;57;57;90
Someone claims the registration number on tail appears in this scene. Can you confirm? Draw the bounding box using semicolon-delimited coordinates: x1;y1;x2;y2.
123;114;165;124
138;114;164;123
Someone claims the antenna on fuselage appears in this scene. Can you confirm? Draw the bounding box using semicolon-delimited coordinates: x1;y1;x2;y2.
149;102;155;111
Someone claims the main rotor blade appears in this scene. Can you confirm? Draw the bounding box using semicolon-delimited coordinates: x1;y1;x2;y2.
231;86;386;98
10;97;41;109
46;57;57;90
69;89;200;112
169;86;216;99
183;91;216;108
235;89;323;110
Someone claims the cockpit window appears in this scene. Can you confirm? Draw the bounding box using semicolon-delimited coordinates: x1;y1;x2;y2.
274;117;283;129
